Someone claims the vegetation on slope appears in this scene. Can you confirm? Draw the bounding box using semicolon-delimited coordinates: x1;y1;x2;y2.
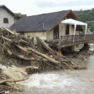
73;9;94;32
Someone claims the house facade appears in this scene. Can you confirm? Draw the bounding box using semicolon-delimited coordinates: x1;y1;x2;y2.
11;10;82;40
23;23;79;41
10;10;93;52
0;5;26;28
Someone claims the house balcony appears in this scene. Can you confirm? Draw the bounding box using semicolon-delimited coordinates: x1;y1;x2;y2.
51;34;94;48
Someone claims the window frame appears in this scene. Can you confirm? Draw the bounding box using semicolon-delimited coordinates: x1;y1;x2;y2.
3;18;9;23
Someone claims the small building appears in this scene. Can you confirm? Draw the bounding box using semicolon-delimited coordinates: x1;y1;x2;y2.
10;10;93;52
0;5;26;28
10;10;83;40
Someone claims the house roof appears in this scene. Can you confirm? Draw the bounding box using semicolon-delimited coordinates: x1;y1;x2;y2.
10;10;83;32
10;10;73;32
0;5;15;16
0;5;26;18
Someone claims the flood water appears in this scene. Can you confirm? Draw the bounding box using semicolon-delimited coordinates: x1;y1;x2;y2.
11;55;94;94
87;55;94;69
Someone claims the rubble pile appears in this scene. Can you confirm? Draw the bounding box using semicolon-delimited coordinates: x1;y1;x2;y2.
0;27;73;93
0;27;72;72
0;65;28;93
0;27;93;93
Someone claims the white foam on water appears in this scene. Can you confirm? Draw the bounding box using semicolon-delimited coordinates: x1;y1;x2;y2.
17;73;79;89
89;48;94;51
0;64;7;69
90;43;94;46
0;65;80;91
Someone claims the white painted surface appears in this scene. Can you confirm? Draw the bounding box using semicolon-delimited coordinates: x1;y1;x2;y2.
0;7;14;28
61;18;87;26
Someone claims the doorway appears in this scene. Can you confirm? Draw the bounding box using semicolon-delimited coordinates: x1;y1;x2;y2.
53;25;59;39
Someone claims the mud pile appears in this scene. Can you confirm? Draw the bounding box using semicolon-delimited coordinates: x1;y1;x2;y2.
0;27;94;93
0;27;93;71
0;27;72;72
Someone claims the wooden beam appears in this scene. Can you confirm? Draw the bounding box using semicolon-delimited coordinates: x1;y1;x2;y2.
27;47;60;65
2;27;15;34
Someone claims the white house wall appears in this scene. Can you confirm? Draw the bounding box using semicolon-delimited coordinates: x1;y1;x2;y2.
0;8;14;28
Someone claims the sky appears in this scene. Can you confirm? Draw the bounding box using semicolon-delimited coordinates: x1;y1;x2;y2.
0;0;94;16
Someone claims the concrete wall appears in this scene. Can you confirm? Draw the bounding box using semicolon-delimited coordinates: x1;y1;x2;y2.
24;31;47;40
0;7;14;28
46;30;53;41
59;23;66;38
72;43;84;52
24;30;54;41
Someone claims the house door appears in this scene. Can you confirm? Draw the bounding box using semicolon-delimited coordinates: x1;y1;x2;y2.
65;25;69;35
53;25;59;39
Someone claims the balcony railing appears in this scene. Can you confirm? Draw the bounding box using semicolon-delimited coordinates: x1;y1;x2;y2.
59;34;94;45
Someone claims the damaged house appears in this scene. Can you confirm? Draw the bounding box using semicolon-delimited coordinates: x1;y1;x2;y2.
10;10;93;52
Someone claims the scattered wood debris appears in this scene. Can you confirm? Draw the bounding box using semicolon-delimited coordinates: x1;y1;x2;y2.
0;65;28;93
0;27;72;93
0;27;71;71
0;27;91;93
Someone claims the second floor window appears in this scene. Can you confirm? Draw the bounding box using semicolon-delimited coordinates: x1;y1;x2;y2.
3;18;9;23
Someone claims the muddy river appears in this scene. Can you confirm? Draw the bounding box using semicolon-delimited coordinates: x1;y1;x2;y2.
11;55;94;94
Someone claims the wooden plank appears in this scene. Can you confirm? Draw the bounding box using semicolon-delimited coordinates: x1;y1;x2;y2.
27;47;60;65
2;27;15;34
36;37;56;54
49;34;94;48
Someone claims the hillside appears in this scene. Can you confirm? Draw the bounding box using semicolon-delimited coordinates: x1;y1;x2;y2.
74;9;94;22
73;9;94;32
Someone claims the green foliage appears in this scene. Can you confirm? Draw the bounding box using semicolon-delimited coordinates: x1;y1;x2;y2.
87;21;94;32
74;9;94;22
74;9;94;32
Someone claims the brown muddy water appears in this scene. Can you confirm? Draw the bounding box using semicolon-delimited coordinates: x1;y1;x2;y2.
11;55;94;94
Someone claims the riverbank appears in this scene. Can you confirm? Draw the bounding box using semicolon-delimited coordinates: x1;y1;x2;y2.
11;55;94;94
0;27;94;93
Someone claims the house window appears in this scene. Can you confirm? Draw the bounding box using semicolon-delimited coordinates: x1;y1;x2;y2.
20;32;24;35
3;18;9;23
